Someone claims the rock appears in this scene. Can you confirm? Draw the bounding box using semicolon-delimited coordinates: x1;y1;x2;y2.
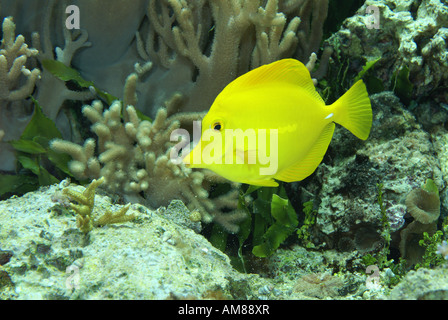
389;265;448;299
161;199;202;233
0;182;389;300
327;0;448;102
306;91;444;255
0;250;13;265
0;183;251;299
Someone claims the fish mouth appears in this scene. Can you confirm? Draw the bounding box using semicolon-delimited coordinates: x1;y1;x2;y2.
182;140;203;168
182;151;192;167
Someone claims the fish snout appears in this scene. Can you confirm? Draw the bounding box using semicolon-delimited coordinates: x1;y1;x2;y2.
182;154;191;167
182;142;201;168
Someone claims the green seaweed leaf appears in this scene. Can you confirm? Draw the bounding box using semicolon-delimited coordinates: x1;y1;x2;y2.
0;174;38;197
37;166;60;186
271;194;297;227
17;155;40;175
392;65;413;105
9;140;46;154
416;231;445;269
244;185;262;196
236;191;252;272
134;108;153;122
210;224;228;253
22;97;63;141
42;59;94;88
92;87;119;106
354;57;381;82
42;59;151;121
297;200;317;248
252;194;298;258
42;59;119;106
422;178;438;196
3;98;72;199
353;57;384;94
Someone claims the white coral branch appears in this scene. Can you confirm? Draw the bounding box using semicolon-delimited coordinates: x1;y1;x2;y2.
0;17;40;102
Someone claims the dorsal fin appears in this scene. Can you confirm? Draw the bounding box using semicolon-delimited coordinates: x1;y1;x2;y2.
216;59;324;104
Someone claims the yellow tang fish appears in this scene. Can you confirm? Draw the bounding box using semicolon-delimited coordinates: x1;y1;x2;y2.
183;59;372;187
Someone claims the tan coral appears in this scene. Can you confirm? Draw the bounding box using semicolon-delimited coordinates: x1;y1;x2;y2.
63;177;105;233
94;203;133;228
137;0;328;114
291;0;329;63
31;0;94;120
50;97;240;227
400;182;441;264
0;16;41;171
62;177;135;233
405;188;440;224
250;0;301;67
399;220;437;265
0;16;40;102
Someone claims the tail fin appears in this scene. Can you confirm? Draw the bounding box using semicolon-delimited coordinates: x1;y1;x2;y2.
330;80;372;140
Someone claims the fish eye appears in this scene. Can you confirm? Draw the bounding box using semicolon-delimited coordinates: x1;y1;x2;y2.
213;121;222;131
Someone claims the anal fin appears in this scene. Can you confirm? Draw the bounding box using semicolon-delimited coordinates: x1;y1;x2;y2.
274;123;335;182
241;179;279;187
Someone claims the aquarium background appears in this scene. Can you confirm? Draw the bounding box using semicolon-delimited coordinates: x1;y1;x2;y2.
0;0;447;300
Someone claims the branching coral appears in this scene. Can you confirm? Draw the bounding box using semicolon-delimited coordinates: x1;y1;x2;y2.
0;16;40;102
0;2;93;171
0;15;41;171
31;0;94;121
136;0;329;116
62;177;135;233
50;87;241;227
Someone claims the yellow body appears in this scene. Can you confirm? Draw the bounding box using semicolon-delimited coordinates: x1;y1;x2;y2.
183;59;372;186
